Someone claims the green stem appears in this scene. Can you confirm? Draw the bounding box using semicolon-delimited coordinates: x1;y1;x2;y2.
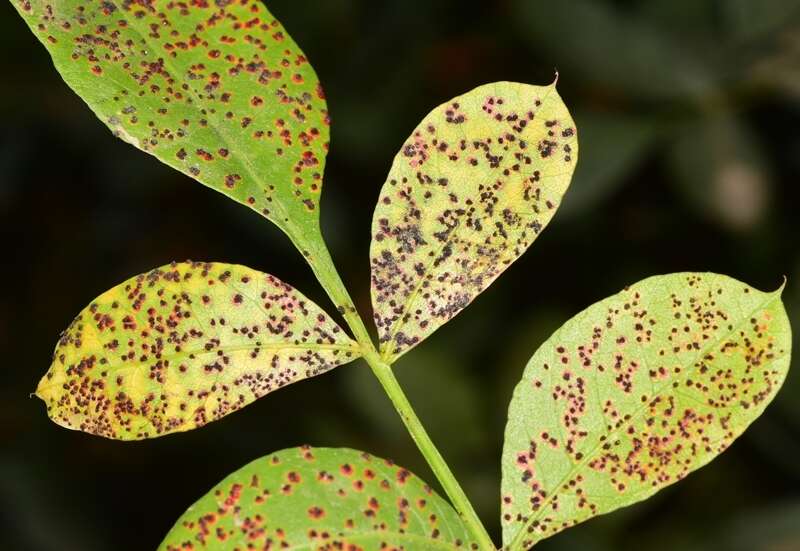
297;229;496;551
362;349;497;551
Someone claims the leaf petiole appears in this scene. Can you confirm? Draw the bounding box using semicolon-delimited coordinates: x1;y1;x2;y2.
300;231;496;551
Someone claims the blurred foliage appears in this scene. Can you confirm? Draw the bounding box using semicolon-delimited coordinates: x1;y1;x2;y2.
1;0;799;549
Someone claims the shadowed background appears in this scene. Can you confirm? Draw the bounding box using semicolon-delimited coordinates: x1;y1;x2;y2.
2;0;800;549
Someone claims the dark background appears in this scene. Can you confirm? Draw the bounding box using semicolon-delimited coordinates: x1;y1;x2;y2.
2;0;800;549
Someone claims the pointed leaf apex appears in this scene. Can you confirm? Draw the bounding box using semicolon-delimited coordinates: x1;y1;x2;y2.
777;275;788;294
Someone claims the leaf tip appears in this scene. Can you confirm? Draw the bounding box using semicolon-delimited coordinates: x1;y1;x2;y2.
765;275;788;300
778;274;788;294
33;372;53;402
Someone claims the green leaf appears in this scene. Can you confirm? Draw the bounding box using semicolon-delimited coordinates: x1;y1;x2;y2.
159;446;476;550
12;0;329;244
370;81;578;362
36;261;359;440
502;273;791;549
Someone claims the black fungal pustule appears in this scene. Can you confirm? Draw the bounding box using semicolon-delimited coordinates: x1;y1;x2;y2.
159;446;478;550
36;261;359;440
13;0;330;234
501;273;791;548
370;81;578;362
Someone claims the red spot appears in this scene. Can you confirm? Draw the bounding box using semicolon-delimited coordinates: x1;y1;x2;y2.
396;469;411;484
196;148;213;161
224;174;241;188
307;506;325;519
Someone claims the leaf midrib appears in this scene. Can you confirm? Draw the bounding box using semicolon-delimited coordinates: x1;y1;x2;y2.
38;341;356;393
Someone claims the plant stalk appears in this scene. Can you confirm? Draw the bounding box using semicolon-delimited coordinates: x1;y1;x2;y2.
299;230;496;551
361;348;497;551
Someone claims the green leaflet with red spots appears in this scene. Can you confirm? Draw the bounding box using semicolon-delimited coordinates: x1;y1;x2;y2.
36;262;359;440
370;81;578;363
159;446;477;550
501;273;792;550
12;0;329;246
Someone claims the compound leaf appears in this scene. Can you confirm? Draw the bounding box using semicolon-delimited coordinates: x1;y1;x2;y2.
502;273;791;549
36;262;359;440
159;446;476;550
12;0;330;245
370;81;577;362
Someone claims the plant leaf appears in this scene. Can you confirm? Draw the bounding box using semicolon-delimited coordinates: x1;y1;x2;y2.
159;446;476;550
502;273;791;549
36;261;359;440
370;81;578;362
12;0;329;243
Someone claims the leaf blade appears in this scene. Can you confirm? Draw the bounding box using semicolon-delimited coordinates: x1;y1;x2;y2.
12;0;329;240
502;273;791;549
37;261;359;440
159;446;476;550
370;81;578;362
